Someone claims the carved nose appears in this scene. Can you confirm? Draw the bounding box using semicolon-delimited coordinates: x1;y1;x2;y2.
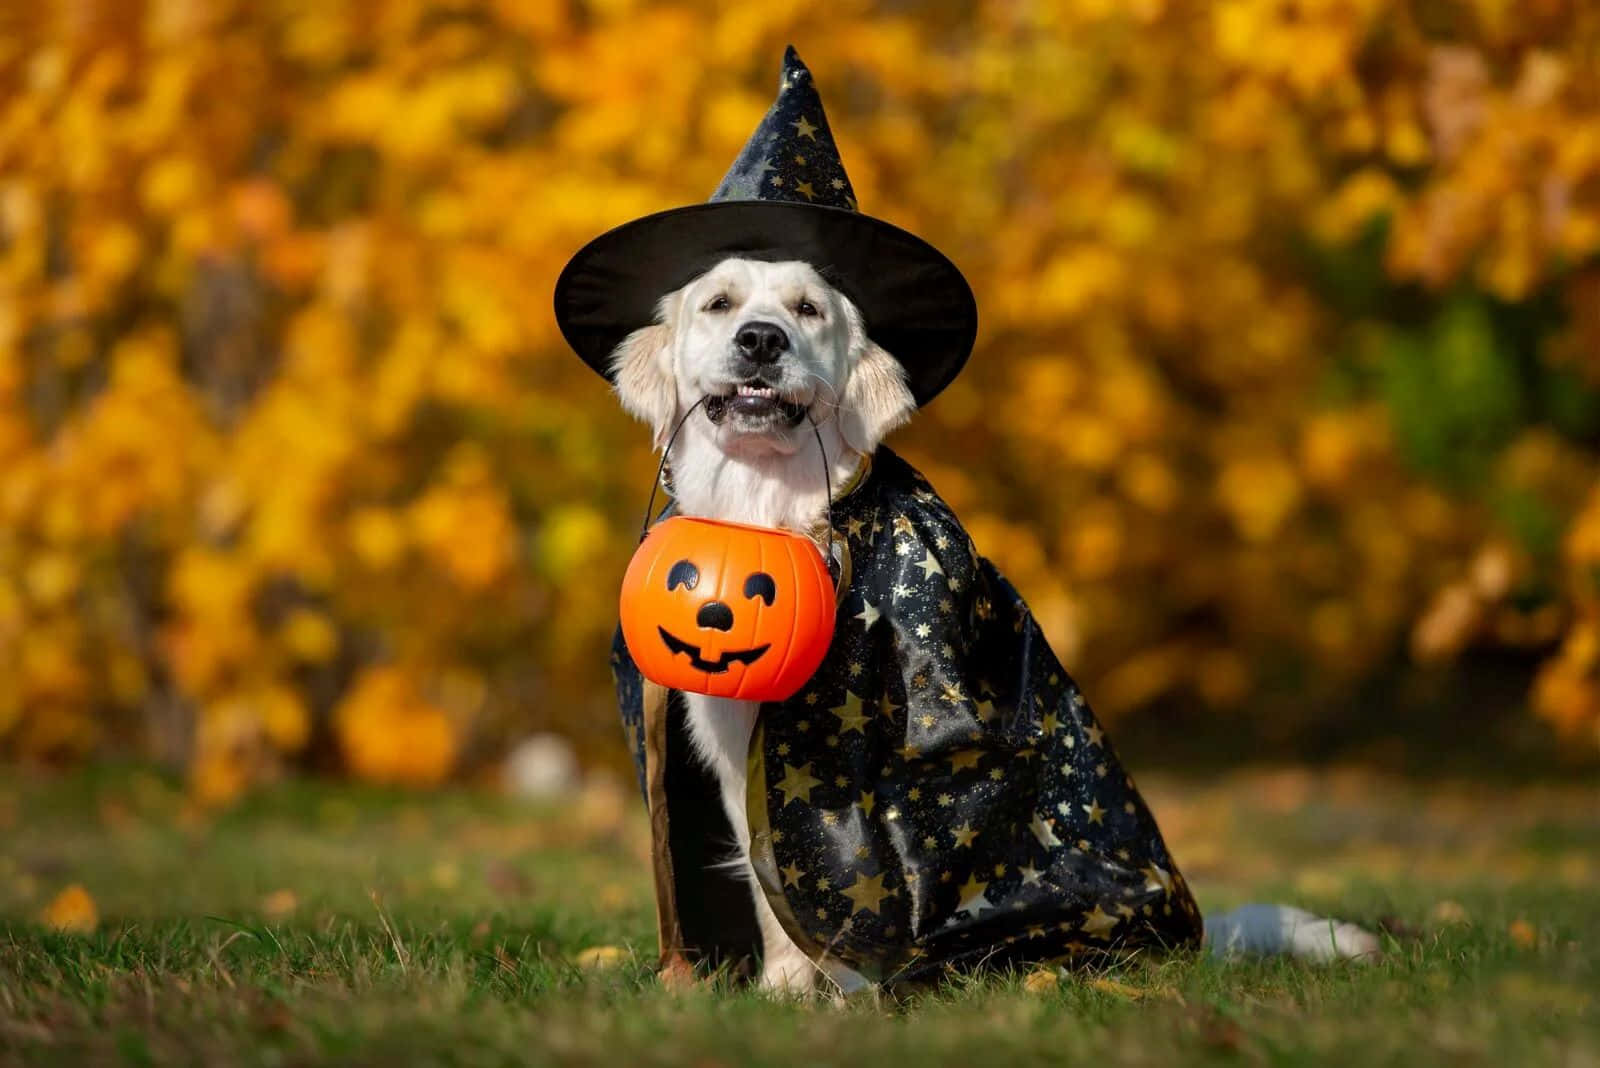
696;601;734;631
734;321;790;365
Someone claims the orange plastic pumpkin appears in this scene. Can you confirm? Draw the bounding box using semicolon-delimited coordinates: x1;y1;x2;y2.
619;516;836;701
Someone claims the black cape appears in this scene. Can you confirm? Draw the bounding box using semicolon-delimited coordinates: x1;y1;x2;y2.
612;447;1202;985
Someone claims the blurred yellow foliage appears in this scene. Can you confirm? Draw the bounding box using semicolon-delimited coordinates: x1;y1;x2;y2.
335;666;459;787
3;0;1600;796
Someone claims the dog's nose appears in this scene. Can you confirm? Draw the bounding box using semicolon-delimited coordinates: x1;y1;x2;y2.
696;601;734;631
734;321;790;364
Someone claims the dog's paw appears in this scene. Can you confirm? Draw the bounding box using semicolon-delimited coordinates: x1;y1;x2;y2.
759;944;819;997
1205;904;1382;963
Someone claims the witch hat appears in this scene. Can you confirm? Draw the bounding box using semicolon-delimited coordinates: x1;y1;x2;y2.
554;47;977;408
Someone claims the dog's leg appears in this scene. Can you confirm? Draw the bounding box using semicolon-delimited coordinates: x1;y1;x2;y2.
682;695;818;995
750;883;817;994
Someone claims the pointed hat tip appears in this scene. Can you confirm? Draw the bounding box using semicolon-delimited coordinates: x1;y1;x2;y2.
781;45;811;88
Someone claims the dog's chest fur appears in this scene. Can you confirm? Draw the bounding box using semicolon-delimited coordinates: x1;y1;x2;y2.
668;433;845;867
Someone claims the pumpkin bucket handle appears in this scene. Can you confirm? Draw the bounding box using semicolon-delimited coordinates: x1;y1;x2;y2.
639;397;835;565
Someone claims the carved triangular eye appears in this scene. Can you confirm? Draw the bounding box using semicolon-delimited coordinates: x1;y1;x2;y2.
743;571;776;606
667;559;699;591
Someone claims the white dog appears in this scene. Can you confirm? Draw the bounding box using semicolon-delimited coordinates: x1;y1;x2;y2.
611;257;1378;994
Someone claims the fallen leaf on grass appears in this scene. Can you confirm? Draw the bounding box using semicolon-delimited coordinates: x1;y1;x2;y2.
1194;1008;1247;1053
1090;977;1157;1000
1430;900;1469;925
40;884;98;933
1022;968;1059;994
259;889;298;918
1508;919;1538;948
485;862;532;897
430;861;460;890
659;952;697;990
573;945;629;970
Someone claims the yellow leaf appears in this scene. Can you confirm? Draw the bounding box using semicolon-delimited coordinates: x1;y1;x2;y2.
1089;976;1149;999
40;884;98;933
260;889;299;918
280;608;339;664
1022;967;1059;993
573;945;630;970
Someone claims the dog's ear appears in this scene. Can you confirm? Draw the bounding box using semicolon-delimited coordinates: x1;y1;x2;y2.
839;339;916;455
609;310;677;449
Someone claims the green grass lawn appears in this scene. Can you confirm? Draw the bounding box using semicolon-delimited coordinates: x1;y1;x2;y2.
1;766;1595;1066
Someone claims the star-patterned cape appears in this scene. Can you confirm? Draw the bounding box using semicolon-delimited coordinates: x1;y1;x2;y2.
612;448;1203;986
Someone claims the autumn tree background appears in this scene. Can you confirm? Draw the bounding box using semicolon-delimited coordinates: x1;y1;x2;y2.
3;0;1599;803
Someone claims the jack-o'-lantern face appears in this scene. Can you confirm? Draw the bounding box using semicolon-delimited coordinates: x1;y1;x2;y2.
619;516;836;701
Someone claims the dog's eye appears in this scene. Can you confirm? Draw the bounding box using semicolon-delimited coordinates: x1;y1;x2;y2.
795;299;819;318
743;572;776;606
667;559;700;591
704;295;731;313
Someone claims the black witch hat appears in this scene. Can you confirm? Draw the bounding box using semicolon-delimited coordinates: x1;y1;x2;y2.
554;47;977;408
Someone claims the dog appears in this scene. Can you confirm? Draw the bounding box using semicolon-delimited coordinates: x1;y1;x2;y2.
608;256;1380;994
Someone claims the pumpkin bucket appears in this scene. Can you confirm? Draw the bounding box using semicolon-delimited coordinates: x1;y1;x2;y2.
618;401;838;701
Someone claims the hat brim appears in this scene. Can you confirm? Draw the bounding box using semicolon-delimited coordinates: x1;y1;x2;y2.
553;201;977;408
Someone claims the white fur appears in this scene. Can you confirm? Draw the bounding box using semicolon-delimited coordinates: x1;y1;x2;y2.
611;257;1375;995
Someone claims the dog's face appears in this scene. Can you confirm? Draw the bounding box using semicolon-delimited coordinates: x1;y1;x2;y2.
610;258;915;457
676;260;852;440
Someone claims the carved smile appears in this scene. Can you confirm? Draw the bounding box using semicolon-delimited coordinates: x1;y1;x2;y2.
657;627;771;674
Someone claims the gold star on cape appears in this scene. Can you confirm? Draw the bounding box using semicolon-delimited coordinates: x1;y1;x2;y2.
794;180;817;201
947;749;982;773
917;550;944;579
857;790;876;817
855;600;880;629
956;875;993;915
1085;723;1105;747
1084;799;1106;825
1142;864;1172;894
792;115;819;140
892;514;915;537
831;692;871;735
776;762;822;806
1080;904;1119;938
841;871;889;914
780;862;804;887
1019;864;1043;885
952;822;979;847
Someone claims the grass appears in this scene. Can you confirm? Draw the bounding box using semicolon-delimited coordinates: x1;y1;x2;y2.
0;765;1595;1066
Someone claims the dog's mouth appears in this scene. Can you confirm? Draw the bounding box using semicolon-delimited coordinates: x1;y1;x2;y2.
704;382;809;427
657;627;770;673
